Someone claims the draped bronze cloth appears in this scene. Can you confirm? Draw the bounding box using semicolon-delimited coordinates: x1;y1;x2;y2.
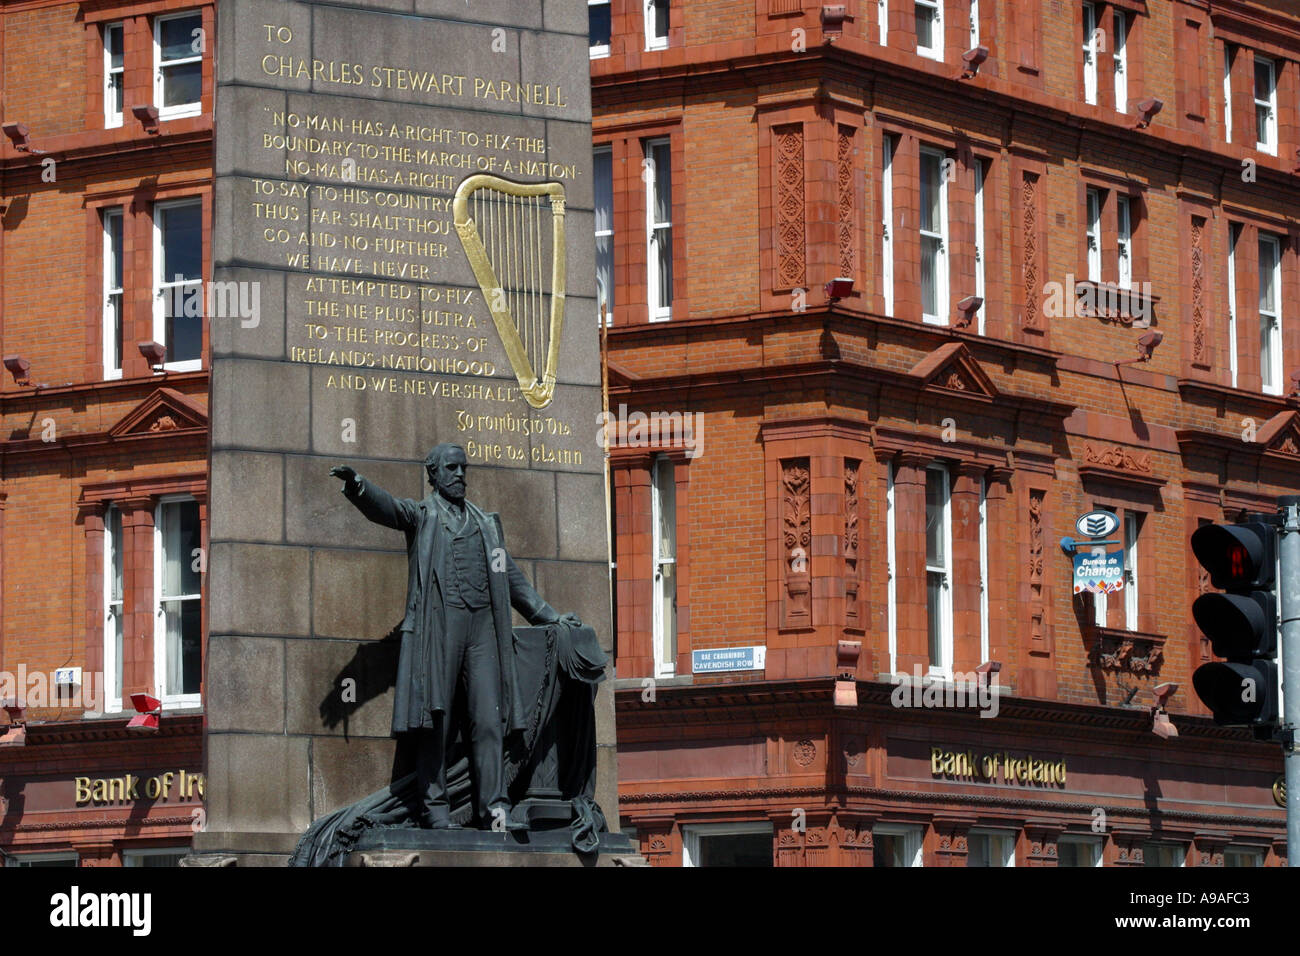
289;621;609;866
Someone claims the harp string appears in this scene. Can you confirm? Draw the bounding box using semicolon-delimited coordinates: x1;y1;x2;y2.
533;195;543;374
529;195;539;375
469;184;561;383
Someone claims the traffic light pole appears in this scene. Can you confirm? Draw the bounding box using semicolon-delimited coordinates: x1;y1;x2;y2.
1278;496;1300;867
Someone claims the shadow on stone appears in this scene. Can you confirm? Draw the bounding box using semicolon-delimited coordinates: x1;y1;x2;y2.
316;621;403;740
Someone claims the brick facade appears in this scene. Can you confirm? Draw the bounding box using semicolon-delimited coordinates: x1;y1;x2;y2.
0;0;211;864
598;0;1294;865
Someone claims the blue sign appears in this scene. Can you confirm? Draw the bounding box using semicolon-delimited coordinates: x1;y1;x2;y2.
692;646;766;673
1073;549;1125;595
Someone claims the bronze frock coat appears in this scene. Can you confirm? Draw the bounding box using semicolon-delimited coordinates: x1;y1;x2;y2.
342;476;558;736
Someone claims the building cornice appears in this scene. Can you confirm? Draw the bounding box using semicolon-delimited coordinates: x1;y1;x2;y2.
614;676;1277;749
592;38;1300;194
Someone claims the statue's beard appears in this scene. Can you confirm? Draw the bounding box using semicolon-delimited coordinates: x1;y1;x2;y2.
436;481;465;503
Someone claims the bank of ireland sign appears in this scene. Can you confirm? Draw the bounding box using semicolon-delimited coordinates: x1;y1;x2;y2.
1075;511;1119;539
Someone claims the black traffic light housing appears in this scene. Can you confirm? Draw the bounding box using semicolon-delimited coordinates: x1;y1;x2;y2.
1190;521;1279;731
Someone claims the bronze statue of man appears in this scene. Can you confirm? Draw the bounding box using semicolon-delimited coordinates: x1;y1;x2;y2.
330;444;564;829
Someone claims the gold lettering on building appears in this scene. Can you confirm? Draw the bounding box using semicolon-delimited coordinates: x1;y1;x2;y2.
929;747;1066;786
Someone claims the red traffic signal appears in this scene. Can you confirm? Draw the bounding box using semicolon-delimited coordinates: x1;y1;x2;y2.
1190;523;1275;589
1190;520;1279;731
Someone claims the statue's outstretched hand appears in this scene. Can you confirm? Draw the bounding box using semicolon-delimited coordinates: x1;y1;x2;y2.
559;612;584;628
330;465;359;490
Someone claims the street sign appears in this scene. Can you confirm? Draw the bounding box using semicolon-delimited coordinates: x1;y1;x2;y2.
692;646;767;674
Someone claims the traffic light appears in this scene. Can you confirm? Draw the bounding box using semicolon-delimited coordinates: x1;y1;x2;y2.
1190;522;1279;733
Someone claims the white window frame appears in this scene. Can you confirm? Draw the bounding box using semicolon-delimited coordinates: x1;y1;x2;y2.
1227;222;1240;388
154;494;202;708
153;10;203;121
969;0;979;48
123;847;190;867
589;0;611;59
104;21;124;129
978;476;989;663
874;823;924;867
919;146;949;325
645;138;673;323
153;197;203;373
1123;510;1139;630
881;135;895;316
1082;2;1099;106
1113;9;1128;113
102;207;124;380
968;829;1016;867
594;145;614;325
886;461;898;674
1092;505;1117;627
682;822;772;867
1224;44;1235;144
879;0;889;45
103;504;124;715
973;157;985;334
7;851;78;867
651;455;677;679
1255;55;1277;156
644;0;668;52
915;0;943;61
1259;233;1283;396
925;464;953;678
1086;188;1102;283
1116;195;1132;289
1058;835;1103;867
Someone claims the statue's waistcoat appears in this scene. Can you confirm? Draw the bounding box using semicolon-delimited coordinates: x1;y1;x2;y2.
441;515;490;609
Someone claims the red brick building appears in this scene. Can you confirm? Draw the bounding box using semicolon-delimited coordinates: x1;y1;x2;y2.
595;0;1295;865
2;0;1297;871
0;0;212;865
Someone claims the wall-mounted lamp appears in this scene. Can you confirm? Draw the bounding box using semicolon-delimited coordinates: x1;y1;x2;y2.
1132;97;1163;130
1114;330;1162;367
959;46;989;79
131;105;161;135
3;355;31;387
975;660;1002;690
824;276;854;305
954;295;984;329
138;341;167;373
1;122;45;154
0;698;26;747
1151;682;1178;739
126;693;162;733
821;5;847;42
834;639;861;708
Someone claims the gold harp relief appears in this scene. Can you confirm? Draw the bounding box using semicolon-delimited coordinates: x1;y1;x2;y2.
452;174;567;410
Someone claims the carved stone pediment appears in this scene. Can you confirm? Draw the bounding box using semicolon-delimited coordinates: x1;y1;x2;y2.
1256;409;1300;458
908;342;998;402
108;388;207;438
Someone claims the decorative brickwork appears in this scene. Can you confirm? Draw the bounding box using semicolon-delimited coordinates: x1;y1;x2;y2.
774;124;807;290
